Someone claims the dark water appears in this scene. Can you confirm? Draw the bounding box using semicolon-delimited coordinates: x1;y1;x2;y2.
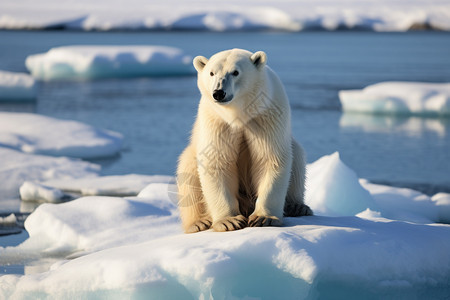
1;30;450;193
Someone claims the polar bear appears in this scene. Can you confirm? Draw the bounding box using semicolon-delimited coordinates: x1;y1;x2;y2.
177;48;312;233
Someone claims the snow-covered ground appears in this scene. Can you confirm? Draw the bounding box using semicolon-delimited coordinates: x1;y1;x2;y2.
25;45;194;80
339;82;450;116
0;0;449;32
0;71;36;101
1;152;449;299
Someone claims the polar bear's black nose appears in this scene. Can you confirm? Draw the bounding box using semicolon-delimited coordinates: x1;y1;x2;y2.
213;89;226;102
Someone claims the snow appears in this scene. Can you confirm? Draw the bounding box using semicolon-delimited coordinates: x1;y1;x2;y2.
0;214;17;226
0;0;449;31
0;71;37;101
1;153;449;298
339;82;450;116
19;182;67;203
20;174;174;200
0;111;125;211
432;193;450;224
305;152;376;216
0;112;123;159
0;147;100;212
25;45;194;81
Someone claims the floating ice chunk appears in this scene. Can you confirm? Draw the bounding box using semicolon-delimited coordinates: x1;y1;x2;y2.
432;193;450;223
0;147;99;212
0;214;17;226
19;182;67;203
339;82;450;115
25;45;194;80
0;70;37;101
0;112;123;159
305;152;376;216
42;174;174;196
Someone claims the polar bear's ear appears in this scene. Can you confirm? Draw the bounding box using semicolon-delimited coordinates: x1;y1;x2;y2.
250;51;267;69
193;56;208;72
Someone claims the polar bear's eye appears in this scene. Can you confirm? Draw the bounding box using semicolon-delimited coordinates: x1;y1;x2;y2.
232;70;239;76
210;72;214;77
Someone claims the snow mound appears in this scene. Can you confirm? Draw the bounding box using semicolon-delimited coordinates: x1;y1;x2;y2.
0;71;37;101
0;0;449;32
0;112;123;159
25;45;193;81
339;82;450;116
0;147;99;212
305;152;376;216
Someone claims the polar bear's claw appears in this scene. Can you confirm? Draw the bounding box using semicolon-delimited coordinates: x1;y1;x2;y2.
213;215;247;232
186;218;212;233
248;215;282;227
284;203;313;217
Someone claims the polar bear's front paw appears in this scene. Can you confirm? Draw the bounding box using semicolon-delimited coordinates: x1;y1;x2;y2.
186;218;212;233
248;215;282;227
212;215;247;232
284;203;313;217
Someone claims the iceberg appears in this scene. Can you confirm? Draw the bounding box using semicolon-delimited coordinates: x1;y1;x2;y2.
0;112;123;159
0;0;449;32
1;153;449;298
339;82;450;116
25;45;194;81
0;71;37;101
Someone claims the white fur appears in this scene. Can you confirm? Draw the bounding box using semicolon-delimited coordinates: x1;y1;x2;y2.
177;49;311;233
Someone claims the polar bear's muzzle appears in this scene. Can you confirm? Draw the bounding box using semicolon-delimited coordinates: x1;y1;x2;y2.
213;89;230;103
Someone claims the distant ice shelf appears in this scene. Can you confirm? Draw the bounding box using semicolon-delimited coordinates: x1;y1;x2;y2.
0;71;37;101
25;45;194;81
0;0;449;32
339;82;450;116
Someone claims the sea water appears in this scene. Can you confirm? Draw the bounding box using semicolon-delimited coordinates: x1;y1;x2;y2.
0;30;450;192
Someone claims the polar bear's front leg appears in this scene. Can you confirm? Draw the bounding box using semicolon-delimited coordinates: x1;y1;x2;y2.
197;160;247;231
249;140;293;227
196;125;247;232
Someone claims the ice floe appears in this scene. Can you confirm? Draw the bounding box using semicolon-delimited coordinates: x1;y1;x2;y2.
0;147;99;212
0;71;37;101
0;112;123;159
339;82;450;116
1;153;449;298
0;0;449;32
25;45;194;80
20;174;174;200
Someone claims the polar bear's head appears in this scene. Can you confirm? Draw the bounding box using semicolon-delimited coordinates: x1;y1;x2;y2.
193;49;267;105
